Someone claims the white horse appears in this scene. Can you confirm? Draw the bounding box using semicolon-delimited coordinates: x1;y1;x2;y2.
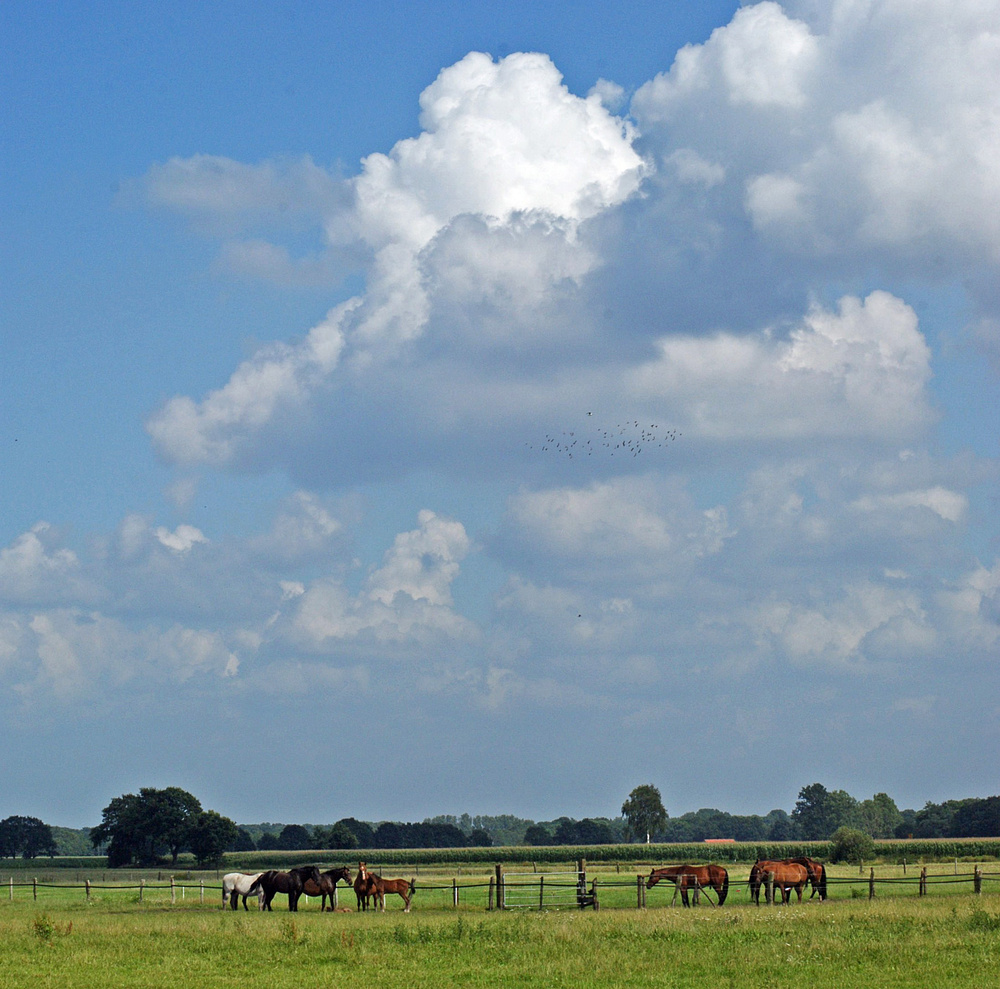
222;872;266;910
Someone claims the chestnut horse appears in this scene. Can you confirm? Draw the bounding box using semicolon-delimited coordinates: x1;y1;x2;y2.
369;872;414;912
354;862;376;911
787;857;827;900
249;866;322;911
749;860;810;904
646;864;729;906
303;866;352;911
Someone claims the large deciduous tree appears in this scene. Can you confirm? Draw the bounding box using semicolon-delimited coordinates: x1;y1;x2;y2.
621;784;668;843
0;816;57;859
90;787;204;867
792;783;861;840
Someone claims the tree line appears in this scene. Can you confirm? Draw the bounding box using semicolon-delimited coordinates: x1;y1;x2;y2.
3;782;998;866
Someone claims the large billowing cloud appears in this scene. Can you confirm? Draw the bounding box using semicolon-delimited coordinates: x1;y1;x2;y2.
633;0;1000;268
147;51;647;468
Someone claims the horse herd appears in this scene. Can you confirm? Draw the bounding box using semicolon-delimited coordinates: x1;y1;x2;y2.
222;862;412;913
222;857;825;913
646;857;828;907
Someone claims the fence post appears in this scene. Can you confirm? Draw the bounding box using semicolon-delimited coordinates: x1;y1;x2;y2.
488;876;495;911
33;878;37;901
919;867;927;896
139;879;144;902
869;868;875;900
171;876;176;905
902;858;907;876
86;879;91;902
539;874;545;911
592;879;599;911
8;877;12;901
453;877;459;909
637;874;643;909
577;858;586;909
765;871;774;905
496;865;504;911
975;867;982;895
200;881;204;905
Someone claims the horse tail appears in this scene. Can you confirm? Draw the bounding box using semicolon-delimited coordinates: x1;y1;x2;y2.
248;876;261;893
818;864;827;901
718;869;729;907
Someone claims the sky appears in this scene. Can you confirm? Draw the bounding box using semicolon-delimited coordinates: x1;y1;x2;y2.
2;0;999;830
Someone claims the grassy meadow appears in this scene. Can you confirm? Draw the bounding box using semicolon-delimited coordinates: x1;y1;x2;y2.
3;862;1000;987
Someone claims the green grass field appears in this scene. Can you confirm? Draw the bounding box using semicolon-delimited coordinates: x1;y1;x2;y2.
3;864;1000;988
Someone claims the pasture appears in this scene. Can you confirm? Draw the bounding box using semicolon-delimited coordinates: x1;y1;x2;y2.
3;864;1000;987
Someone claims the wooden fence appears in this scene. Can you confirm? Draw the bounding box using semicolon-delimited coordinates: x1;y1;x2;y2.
6;866;999;910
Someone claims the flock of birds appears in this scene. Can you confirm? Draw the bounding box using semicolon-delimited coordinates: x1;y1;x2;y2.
526;416;681;459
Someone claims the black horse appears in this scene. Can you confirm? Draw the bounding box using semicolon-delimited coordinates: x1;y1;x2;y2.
249;866;322;911
303;866;352;911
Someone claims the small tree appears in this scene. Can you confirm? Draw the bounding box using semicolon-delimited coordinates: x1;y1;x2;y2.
231;828;257;852
336;818;375;848
830;826;875;865
469;828;493;847
188;811;240;868
278;824;313;850
522;824;552;845
326;823;360;850
621;784;668;843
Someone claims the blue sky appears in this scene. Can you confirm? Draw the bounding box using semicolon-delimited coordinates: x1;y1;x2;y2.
3;0;999;829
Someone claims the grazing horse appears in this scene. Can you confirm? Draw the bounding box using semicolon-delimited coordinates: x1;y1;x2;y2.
369;873;414;913
749;860;810;904
303;866;352;911
249;866;322;911
222;872;265;911
787;857;827;900
646;864;729;907
354;862;376;911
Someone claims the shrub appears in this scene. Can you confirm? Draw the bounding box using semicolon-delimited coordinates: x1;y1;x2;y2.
830;827;876;865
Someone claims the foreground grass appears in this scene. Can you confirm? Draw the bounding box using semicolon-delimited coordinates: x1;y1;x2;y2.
3;893;1000;988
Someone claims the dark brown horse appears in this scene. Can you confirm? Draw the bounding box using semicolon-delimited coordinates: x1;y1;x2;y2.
369;872;414;912
249;866;322;911
646;864;729;906
303;866;352;911
749;860;810;904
